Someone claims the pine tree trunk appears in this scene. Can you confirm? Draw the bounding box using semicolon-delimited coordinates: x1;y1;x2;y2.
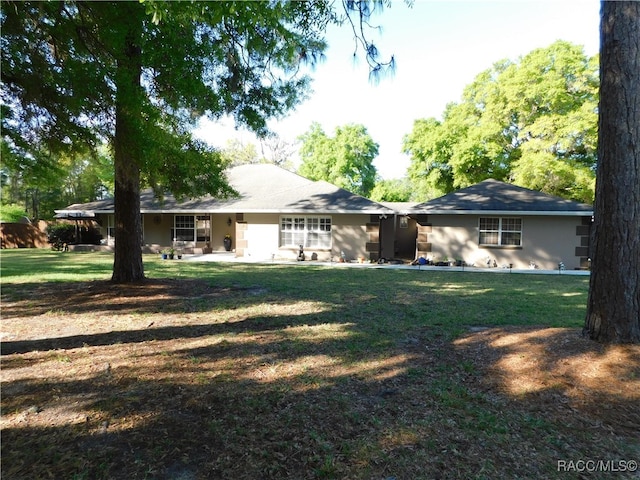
584;1;640;343
111;8;145;284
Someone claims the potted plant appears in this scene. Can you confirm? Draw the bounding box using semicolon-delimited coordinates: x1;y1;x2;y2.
223;234;232;252
161;247;175;259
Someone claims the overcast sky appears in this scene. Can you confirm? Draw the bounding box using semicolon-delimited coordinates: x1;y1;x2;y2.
195;0;601;180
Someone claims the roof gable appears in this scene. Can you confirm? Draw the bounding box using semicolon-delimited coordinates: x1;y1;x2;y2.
412;179;593;215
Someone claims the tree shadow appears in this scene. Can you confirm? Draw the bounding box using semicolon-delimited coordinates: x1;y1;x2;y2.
454;326;640;435
3;268;631;479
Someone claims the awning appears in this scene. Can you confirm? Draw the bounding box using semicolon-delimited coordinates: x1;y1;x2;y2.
54;210;96;220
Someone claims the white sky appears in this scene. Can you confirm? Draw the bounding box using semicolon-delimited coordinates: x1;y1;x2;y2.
195;0;601;180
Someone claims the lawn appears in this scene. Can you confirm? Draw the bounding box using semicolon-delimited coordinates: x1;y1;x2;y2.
1;250;638;479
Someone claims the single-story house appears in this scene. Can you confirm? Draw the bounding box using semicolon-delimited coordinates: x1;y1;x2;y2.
56;164;395;262
56;168;593;269
404;179;593;270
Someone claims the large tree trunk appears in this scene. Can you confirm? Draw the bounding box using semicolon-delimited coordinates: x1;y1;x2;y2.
584;1;640;343
111;7;145;284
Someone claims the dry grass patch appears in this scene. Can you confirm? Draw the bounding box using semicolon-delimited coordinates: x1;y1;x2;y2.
455;326;640;436
1;257;638;479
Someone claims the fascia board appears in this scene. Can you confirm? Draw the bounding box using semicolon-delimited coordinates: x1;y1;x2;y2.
412;210;593;216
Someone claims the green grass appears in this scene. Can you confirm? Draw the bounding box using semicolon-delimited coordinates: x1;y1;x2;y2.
0;249;115;283
3;250;636;480
1;249;590;330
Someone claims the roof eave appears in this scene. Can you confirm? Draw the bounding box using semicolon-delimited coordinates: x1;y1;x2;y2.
411;209;593;216
67;208;392;215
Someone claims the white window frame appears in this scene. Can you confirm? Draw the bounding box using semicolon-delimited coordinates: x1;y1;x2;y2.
280;216;332;249
479;217;522;247
174;215;195;242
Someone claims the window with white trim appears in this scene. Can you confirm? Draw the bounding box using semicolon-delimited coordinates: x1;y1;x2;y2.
174;215;195;242
280;216;332;248
479;217;522;246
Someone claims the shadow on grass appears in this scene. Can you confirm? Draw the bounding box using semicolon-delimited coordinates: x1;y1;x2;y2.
0;311;338;355
5;266;631;479
4;323;638;479
454;326;640;436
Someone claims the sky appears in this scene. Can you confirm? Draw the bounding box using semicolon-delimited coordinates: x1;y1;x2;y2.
195;0;601;180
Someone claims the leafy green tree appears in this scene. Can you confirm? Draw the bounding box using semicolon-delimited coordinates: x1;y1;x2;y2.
585;2;640;344
1;136;113;220
298;122;378;196
2;1;398;282
0;203;27;223
0;138;66;220
404;41;598;203
369;178;412;202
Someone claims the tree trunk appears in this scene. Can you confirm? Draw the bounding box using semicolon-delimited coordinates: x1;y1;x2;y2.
111;8;145;284
584;1;640;343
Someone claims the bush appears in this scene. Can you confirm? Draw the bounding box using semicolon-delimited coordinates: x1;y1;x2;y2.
47;224;76;250
46;223;103;249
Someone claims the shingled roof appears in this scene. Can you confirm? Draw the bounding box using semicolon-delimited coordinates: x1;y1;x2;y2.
58;164;392;215
412;179;593;216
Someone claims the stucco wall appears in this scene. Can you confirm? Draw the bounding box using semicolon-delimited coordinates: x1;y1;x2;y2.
331;214;370;261
98;213;239;252
236;213;371;262
427;214;588;270
99;212;371;259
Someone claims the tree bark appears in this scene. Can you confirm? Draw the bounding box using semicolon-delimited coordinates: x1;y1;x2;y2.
584;1;640;343
111;8;145;284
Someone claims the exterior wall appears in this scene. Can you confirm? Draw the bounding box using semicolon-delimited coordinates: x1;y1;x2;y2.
95;213;238;253
142;214;172;248
94;214;110;245
95;212;375;261
332;214;371;262
236;213;372;262
425;214;589;270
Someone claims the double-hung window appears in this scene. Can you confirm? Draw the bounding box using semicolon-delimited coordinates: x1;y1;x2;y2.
280;216;332;248
174;215;195;242
479;217;522;247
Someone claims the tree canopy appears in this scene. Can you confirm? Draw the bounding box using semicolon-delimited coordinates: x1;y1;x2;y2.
403;41;598;203
2;0;398;282
369;178;412;202
298;122;379;197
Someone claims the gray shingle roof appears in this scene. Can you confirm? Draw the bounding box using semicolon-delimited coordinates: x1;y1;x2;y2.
59;164;392;215
412;179;593;215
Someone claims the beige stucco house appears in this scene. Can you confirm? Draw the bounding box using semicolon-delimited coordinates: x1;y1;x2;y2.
56;164;394;262
57;169;593;269
404;179;593;270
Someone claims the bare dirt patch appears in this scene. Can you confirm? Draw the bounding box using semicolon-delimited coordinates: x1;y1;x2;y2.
455;326;640;435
